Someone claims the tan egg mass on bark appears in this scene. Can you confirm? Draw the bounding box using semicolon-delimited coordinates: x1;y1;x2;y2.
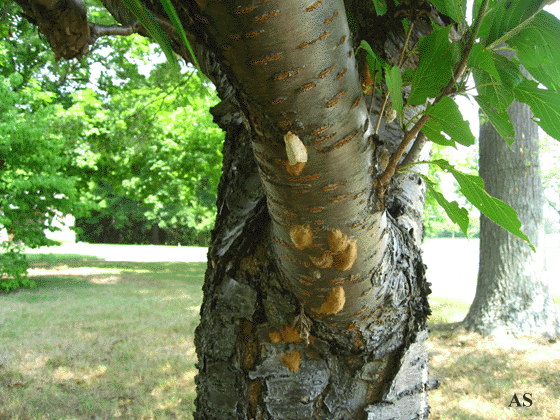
286;161;306;176
309;251;333;268
280;350;301;372
284;131;307;176
316;286;345;315
333;239;357;271
328;228;349;253
290;224;313;249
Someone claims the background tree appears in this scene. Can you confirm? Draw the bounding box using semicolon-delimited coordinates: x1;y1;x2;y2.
541;135;560;243
59;67;224;245
0;57;82;291
1;0;224;265
7;0;560;418
463;36;560;337
463;98;560;337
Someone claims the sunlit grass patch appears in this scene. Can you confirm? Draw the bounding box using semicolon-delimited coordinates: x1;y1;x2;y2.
0;254;204;419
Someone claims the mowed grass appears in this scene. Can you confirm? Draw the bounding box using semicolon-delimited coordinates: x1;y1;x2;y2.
1;244;559;419
0;253;203;419
428;298;560;420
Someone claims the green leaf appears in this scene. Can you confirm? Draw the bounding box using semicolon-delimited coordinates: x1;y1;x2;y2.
513;79;560;141
467;43;500;81
386;66;403;119
424;97;476;146
423;177;470;237
482;0;549;48
121;0;179;70
431;159;533;248
402;68;414;86
372;0;388;16
510;27;549;67
422;120;456;147
429;0;466;24
159;0;201;72
409;26;454;106
495;55;524;90
474;96;515;146
361;40;387;94
510;11;560;92
473;67;514;112
360;40;388;69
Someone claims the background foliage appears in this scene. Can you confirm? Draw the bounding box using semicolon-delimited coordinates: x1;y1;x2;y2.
1;0;223;290
4;0;560;289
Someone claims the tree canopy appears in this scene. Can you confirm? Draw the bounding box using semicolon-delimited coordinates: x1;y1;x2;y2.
1;1;224;290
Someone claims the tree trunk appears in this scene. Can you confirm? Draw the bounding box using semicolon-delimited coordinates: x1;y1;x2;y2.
12;0;440;417
195;100;434;419
191;0;438;415
150;223;160;245
463;100;560;338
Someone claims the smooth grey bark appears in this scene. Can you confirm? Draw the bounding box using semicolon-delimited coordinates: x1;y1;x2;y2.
463;99;560;338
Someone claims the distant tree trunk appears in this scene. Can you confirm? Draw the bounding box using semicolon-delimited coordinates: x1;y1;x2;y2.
463;100;560;337
150;223;160;245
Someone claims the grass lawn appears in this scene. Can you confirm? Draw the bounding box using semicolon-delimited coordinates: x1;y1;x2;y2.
428;298;560;420
1;242;559;419
1;253;203;419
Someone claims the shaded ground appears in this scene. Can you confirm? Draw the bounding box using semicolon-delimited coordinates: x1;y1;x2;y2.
1;256;203;419
1;242;559;419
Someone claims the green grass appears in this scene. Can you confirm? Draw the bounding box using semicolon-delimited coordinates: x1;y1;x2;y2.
1;247;559;419
0;254;203;419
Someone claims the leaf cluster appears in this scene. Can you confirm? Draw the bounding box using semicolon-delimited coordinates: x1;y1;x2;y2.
360;0;560;248
53;60;224;242
1;8;224;287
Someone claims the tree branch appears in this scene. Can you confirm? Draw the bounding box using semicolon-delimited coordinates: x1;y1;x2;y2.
88;22;141;45
399;131;427;168
377;0;490;197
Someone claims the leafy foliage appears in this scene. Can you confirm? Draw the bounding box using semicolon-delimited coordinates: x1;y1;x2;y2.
480;0;548;48
358;0;560;245
423;97;476;147
408;26;455;106
423;178;470;237
57;65;223;244
510;11;560;92
120;0;179;69
0;75;81;249
513;79;560;140
386;66;403;120
431;159;533;249
429;0;467;25
1;3;224;290
0;242;34;292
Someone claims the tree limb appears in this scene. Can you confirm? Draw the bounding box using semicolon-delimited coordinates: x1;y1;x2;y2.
88;21;141;44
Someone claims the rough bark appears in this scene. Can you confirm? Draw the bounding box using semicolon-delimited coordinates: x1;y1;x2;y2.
11;0;440;417
12;0;90;60
463;99;560;338
192;1;436;417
